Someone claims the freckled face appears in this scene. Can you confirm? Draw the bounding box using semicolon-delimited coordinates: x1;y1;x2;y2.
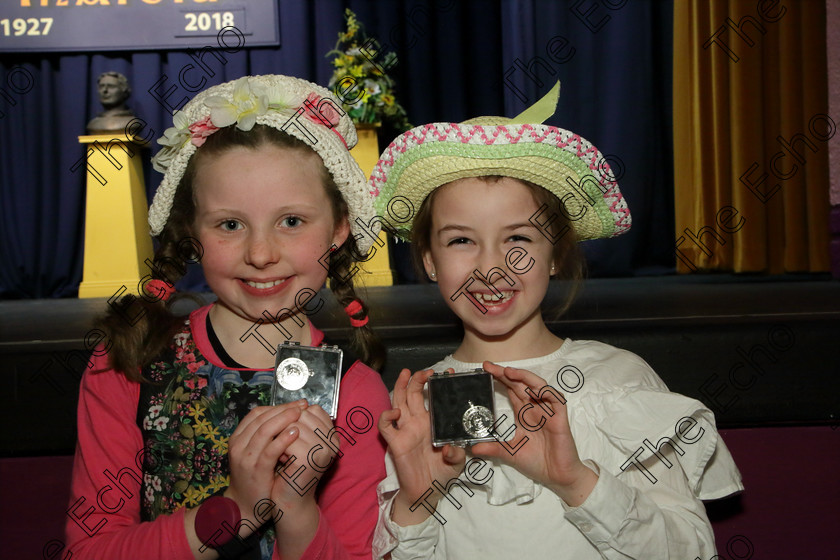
422;177;555;340
193;144;349;329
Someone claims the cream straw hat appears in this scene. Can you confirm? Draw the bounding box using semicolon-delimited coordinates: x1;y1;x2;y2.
369;82;630;242
147;74;380;255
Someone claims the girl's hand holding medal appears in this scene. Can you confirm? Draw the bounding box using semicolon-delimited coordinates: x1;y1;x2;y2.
471;362;598;507
224;400;309;531
224;399;340;551
270;402;339;554
379;368;466;526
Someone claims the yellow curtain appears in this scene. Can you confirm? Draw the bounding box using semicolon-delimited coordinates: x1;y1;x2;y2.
673;0;830;273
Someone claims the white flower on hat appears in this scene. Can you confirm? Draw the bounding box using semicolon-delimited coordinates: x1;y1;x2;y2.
204;77;267;131
160;110;191;144
251;80;300;111
152;110;191;173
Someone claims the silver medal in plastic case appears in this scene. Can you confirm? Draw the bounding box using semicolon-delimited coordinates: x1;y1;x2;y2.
271;341;343;418
427;368;496;447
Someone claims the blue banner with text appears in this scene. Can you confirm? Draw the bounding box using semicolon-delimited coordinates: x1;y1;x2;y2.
0;0;278;53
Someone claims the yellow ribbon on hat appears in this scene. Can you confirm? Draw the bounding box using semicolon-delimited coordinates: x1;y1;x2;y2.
460;81;562;127
509;81;561;125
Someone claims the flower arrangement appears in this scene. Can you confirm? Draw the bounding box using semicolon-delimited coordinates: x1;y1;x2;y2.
325;9;412;131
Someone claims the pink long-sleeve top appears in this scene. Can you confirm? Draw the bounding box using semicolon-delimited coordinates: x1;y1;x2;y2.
65;304;390;559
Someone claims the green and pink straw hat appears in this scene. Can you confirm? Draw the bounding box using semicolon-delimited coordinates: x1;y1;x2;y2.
369;82;631;242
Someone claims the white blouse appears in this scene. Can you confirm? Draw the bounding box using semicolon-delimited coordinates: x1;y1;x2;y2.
372;339;744;559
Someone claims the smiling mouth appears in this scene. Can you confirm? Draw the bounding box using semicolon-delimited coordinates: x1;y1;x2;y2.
470;290;515;304
244;279;286;289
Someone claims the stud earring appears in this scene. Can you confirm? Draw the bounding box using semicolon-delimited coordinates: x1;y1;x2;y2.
550;265;556;275
430;271;437;280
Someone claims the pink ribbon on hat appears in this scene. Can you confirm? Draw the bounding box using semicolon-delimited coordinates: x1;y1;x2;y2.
303;93;349;149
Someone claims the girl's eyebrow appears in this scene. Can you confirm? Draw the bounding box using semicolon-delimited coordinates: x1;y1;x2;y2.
504;223;537;230
200;204;319;215
436;223;536;235
437;224;473;234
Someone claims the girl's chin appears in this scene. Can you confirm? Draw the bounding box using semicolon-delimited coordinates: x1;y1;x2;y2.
459;317;520;340
230;305;308;341
211;302;259;327
237;303;296;324
250;292;322;322
454;303;542;339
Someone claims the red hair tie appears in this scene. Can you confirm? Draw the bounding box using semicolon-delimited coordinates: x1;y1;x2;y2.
344;300;363;315
349;316;369;327
146;279;175;302
344;300;369;327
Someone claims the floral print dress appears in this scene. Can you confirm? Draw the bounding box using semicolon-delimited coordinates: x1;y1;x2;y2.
136;319;278;559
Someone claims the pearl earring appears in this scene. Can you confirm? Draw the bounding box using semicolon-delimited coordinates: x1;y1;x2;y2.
430;271;437;280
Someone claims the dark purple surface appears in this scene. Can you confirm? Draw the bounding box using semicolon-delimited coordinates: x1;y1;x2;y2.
708;427;840;556
829;205;840;234
832;206;840;279
4;426;839;558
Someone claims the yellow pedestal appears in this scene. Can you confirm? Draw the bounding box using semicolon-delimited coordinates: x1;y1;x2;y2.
77;134;154;298
350;125;394;286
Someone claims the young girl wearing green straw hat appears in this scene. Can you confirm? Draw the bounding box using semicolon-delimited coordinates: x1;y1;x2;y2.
370;84;743;559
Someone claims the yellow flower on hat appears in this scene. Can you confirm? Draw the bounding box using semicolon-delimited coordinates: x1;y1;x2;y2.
204;77;268;131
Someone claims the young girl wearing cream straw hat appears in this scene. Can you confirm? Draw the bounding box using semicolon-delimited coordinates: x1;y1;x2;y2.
65;75;389;559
